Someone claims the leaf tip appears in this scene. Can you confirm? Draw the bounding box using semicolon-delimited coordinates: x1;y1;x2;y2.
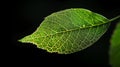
18;38;26;43
18;35;32;43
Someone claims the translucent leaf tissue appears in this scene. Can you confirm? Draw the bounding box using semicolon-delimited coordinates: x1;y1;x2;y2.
19;8;117;54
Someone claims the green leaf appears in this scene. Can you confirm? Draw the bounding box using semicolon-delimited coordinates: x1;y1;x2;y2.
110;21;120;67
19;8;110;54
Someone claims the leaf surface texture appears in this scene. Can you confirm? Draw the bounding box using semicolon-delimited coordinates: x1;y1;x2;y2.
19;8;110;54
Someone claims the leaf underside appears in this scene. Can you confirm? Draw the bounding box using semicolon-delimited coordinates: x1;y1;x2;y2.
110;22;120;67
19;8;110;54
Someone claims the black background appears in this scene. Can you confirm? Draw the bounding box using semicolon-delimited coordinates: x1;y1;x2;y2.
11;0;120;66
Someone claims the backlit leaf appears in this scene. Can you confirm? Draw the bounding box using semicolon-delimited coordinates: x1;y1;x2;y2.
19;8;110;54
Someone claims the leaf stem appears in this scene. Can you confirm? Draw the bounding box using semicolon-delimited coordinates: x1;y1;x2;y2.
109;15;120;22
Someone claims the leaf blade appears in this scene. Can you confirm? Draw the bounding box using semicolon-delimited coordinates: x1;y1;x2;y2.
19;8;110;54
110;22;120;67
